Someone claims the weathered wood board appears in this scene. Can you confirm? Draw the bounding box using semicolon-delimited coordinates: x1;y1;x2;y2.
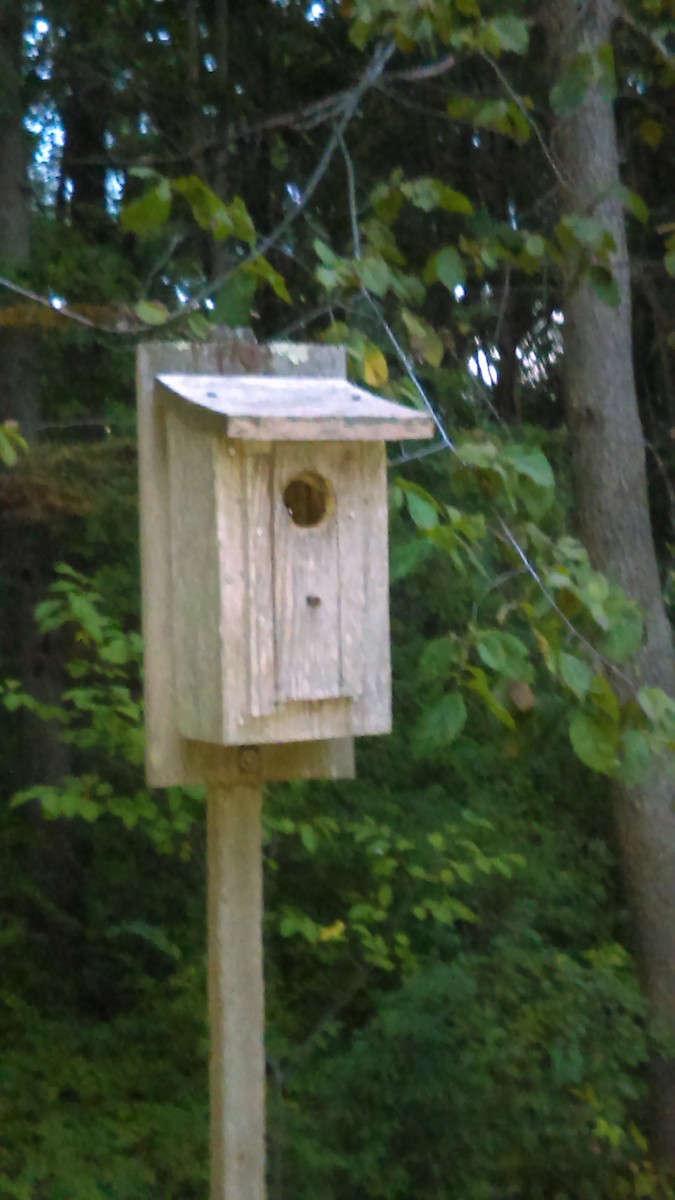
164;429;392;746
207;784;265;1200
156;373;435;441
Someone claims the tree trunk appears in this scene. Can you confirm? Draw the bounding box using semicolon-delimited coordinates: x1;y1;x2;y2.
0;0;38;441
546;0;675;1164
0;1;80;972
51;1;108;230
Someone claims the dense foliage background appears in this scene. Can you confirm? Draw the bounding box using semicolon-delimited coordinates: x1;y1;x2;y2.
0;1;674;1197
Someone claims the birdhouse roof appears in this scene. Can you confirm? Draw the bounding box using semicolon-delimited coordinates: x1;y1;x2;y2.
157;374;435;442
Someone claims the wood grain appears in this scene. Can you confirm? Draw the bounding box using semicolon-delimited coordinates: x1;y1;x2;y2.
207;784;265;1200
157;373;436;441
273;444;342;703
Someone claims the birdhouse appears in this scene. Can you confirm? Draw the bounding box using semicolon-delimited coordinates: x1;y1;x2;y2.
153;372;434;749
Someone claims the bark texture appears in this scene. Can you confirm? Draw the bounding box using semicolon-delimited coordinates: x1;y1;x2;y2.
546;0;675;1163
0;0;38;440
0;3;80;971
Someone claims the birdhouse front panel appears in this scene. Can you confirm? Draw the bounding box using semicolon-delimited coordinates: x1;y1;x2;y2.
160;373;434;750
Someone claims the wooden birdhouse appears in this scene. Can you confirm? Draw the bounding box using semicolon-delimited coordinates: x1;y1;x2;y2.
151;372;434;750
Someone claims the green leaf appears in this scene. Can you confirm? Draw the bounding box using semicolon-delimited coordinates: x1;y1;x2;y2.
467;667;516;728
590;675;620;722
212;271;258;326
401;177;442;212
419;635;463;683
389;537;433;582
503;444;555;489
619;730;651;784
173;174;234;238
299;823;318;854
314;238;338;266
428;246;466;291
135;300;170;326
561;213;610;251
489;16;529;54
121;179;172;234
589;265;620;308
401;310;444;367
400;177;472;215
358;256;391;297
412;691;468;758
477;631;531;679
599;601;643;663
637;687;675;725
524;233;545;259
0;422;27;467
437;185;474;215
227;196;257;245
596;42;616;102
550;54;594;115
617;185;649;225
569;710;619;774
639;118;663;149
559;652;593;700
406;489;439;530
245;256;291;302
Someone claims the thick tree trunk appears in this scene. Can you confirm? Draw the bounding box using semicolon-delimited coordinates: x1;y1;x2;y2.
546;0;675;1163
0;0;38;441
51;1;108;229
0;2;80;970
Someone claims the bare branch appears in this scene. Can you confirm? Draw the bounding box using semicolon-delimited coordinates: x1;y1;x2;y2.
0;41;396;335
479;51;571;189
618;6;674;63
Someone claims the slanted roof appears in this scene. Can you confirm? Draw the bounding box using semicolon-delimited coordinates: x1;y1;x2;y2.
156;373;435;442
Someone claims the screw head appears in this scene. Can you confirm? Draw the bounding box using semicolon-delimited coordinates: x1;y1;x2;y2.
238;746;260;775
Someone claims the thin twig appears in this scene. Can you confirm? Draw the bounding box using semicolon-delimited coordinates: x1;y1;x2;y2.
338;131;362;260
618;7;673;63
168;40;395;325
365;276;639;686
0;41;396;336
393;53;456;82
62;53;457;173
375;80;459;123
273;302;343;341
479;50;570;188
495;517;635;688
364;291;456;451
0;276;121;333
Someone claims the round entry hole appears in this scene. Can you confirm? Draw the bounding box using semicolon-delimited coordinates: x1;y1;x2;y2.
283;472;333;528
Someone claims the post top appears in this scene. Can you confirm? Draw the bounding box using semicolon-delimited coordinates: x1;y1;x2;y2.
156;373;435;442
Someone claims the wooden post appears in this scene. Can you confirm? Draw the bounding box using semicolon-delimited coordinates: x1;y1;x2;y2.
207;784;266;1200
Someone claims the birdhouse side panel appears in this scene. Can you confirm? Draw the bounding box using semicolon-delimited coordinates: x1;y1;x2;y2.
165;417;225;744
242;444;276;720
212;438;256;744
166;410;225;744
335;442;392;735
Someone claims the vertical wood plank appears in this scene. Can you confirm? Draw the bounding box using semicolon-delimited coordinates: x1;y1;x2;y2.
207;783;265;1200
273;443;342;702
243;444;276;719
337;443;391;731
165;408;223;743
